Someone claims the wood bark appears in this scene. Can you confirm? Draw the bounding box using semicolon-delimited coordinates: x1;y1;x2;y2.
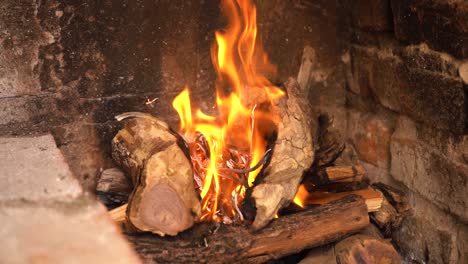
96;168;132;208
370;184;410;237
301;234;401;264
111;114;201;236
126;195;369;263
249;78;316;229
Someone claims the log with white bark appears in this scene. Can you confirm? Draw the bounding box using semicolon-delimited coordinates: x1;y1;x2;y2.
111;114;201;236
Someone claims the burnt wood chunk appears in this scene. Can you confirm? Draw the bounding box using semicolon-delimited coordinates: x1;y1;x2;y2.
127;195;369;263
250;78;316;229
111;114;201;236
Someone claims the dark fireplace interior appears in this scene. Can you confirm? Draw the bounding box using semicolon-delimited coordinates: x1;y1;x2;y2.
1;0;466;263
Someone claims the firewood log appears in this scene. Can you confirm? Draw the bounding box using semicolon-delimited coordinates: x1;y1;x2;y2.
250;78;316;229
127;195;369;263
370;184;410;237
300;225;400;264
334;235;401;264
96;168;132;208
111;114;201;236
307;188;383;212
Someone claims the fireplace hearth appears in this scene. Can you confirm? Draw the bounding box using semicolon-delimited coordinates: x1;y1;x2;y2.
1;0;466;263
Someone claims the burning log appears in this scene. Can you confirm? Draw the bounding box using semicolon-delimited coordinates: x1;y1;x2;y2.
127;195;369;263
111;113;201;236
248;78;316;229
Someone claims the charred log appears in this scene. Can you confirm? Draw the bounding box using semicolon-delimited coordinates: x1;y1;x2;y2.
127;195;369;263
248;78;316;229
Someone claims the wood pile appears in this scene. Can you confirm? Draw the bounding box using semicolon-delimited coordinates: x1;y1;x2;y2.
96;79;404;263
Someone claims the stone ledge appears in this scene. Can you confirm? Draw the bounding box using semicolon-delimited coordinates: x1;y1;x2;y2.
0;134;83;202
0;198;141;264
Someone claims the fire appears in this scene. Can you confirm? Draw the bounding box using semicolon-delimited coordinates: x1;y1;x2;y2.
293;184;309;208
172;0;284;223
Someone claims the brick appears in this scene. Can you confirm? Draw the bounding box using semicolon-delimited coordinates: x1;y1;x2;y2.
391;0;468;59
0;199;141;264
0;134;82;202
391;117;468;221
393;215;457;264
347;110;395;169
342;0;393;31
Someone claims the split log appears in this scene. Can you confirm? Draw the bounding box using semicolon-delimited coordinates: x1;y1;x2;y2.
127;195;369;263
313;165;364;186
306;141;364;188
307;189;383;212
370;184;410;237
111;114;201;236
249;78;316;229
96;168;132;208
372;183;410;214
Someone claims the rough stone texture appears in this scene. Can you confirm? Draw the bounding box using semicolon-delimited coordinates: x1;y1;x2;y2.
0;199;141;264
393;215;457;264
0;134;82;201
341;0;393;31
0;134;141;264
0;0;344;190
391;0;468;59
347;110;395;170
350;45;466;134
391;117;468;222
0;0;53;97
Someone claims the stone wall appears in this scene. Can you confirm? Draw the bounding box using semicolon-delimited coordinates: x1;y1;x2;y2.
338;0;467;263
0;0;341;191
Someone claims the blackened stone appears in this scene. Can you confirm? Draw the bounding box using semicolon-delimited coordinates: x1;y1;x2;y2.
391;0;468;59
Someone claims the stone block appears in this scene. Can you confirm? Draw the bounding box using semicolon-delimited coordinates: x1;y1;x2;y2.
342;0;393;31
391;117;468;221
393;215;457;264
350;46;403;112
350;45;466;134
0;199;141;264
391;0;468;59
401;44;460;78
347;110;395;170
398;66;465;134
0;134;82;202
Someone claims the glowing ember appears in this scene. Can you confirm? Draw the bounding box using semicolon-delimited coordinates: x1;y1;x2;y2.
172;0;284;223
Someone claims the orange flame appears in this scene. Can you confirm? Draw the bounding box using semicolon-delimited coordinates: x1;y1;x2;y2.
293;184;309;208
172;0;284;223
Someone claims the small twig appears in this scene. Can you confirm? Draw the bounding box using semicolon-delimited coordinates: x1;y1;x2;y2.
232;191;244;222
